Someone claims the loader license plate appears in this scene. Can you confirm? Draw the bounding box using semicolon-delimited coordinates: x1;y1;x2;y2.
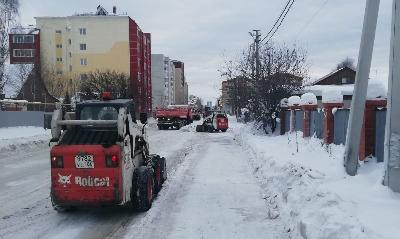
75;155;94;168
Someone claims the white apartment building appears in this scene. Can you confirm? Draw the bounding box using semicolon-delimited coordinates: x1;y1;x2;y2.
151;54;175;109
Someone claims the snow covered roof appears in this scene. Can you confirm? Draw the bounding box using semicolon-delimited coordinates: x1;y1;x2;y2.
303;81;387;100
312;67;355;85
9;27;39;35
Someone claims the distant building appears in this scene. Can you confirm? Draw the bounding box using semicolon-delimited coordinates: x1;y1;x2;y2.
304;67;357;108
173;61;188;105
32;5;152;113
8;26;58;109
151;54;176;109
9;27;40;64
220;77;250;115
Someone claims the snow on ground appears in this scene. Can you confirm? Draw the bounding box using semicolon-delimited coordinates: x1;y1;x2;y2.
0;126;51;152
232;120;400;239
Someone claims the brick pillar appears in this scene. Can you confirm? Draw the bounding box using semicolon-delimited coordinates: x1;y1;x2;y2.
302;104;318;138
323;103;344;144
359;99;387;160
280;107;288;135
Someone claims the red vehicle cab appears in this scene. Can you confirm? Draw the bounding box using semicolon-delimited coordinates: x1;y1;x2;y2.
50;98;166;211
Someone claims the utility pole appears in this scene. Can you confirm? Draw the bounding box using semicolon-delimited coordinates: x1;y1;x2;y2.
384;0;400;192
344;0;380;176
249;30;261;81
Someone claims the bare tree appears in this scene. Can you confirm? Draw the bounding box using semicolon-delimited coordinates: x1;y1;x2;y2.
41;68;68;98
220;42;308;120
0;0;19;96
6;63;33;97
336;57;355;70
80;70;130;100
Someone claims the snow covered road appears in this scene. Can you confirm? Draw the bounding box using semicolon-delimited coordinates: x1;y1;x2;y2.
122;132;276;239
0;125;200;239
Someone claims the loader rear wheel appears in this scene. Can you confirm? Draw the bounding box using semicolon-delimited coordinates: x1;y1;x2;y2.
135;166;154;211
51;193;73;212
221;129;227;132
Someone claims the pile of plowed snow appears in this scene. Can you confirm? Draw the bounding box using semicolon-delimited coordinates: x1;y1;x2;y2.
231;121;400;239
0;127;50;152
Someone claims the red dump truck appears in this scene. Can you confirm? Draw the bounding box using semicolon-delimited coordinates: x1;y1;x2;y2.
155;105;193;130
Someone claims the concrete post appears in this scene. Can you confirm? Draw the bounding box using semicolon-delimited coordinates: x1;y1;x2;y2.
384;0;400;192
344;0;380;176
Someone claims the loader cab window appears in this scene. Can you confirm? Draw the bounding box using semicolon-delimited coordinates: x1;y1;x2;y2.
79;106;118;120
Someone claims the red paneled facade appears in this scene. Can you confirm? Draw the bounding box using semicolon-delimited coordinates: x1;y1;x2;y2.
128;18;152;115
9;31;40;64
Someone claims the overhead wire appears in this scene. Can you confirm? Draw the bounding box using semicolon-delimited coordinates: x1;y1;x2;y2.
261;0;293;42
261;0;295;43
295;0;329;39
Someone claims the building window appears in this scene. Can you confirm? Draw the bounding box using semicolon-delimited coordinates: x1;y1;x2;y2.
13;35;34;43
55;30;62;34
56;70;63;75
80;73;88;81
80;58;87;66
342;77;348;84
79;28;86;35
80;44;86;51
68;39;71;45
13;49;34;57
69;52;72;57
69;65;72;71
56;44;62;48
56;57;63;62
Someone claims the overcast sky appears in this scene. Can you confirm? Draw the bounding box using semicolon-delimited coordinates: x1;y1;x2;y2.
18;0;393;102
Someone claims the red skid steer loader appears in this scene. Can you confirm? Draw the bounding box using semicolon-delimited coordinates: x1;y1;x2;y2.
49;95;167;212
196;112;228;133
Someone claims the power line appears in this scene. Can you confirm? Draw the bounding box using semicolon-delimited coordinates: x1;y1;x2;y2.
295;0;329;39
262;0;292;42
261;0;296;43
263;0;295;43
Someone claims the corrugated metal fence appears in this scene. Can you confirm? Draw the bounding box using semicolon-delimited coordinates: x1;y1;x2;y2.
295;110;303;131
0;111;45;128
333;109;350;145
375;109;386;162
310;110;324;139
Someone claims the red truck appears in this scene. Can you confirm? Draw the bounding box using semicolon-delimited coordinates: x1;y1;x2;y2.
155;105;193;130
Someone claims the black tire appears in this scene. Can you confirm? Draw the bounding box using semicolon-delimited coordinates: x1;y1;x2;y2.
159;157;167;184
134;166;154;212
51;192;73;212
221;129;227;132
196;125;204;132
152;156;163;193
158;125;163;130
207;126;214;133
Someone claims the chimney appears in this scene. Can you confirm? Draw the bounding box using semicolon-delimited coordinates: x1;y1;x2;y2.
113;6;116;14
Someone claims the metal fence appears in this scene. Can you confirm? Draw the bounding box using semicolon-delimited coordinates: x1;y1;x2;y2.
333;109;350;145
0;111;45;128
295;110;304;131
375;109;386;162
284;111;291;132
310;110;324;139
